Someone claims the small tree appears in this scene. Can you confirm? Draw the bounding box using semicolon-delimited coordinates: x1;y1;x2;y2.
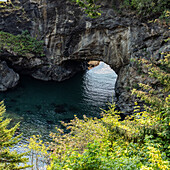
0;101;30;169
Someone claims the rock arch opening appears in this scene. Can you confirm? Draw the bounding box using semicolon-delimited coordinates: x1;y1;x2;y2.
60;59;118;107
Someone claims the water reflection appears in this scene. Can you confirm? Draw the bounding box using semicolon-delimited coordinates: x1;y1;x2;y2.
82;62;117;107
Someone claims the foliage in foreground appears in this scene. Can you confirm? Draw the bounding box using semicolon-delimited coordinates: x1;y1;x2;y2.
49;107;169;169
24;135;50;170
0;101;30;170
47;53;170;169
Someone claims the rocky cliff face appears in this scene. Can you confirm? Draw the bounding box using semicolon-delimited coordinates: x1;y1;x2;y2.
0;0;169;113
0;61;19;91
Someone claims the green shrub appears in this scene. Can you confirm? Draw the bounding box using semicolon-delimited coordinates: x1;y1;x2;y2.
71;0;101;18
73;0;169;18
0;30;45;56
0;101;30;169
123;0;169;17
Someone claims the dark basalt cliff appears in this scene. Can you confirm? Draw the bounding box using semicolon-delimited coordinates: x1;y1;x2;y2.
0;0;169;113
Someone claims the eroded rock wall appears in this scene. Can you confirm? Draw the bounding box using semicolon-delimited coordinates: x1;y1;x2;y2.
0;0;169;113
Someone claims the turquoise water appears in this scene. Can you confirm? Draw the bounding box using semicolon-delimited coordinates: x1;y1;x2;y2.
0;62;117;141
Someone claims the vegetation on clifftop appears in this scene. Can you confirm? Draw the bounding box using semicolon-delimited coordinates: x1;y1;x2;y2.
0;31;44;56
74;0;169;19
123;0;169;17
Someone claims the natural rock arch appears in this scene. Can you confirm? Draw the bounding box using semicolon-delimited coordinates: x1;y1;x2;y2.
61;27;130;74
0;0;169;113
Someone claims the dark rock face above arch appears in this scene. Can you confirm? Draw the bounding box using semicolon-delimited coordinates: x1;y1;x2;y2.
0;0;169;113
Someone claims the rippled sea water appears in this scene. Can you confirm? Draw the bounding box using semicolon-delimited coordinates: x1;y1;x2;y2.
0;61;117;141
